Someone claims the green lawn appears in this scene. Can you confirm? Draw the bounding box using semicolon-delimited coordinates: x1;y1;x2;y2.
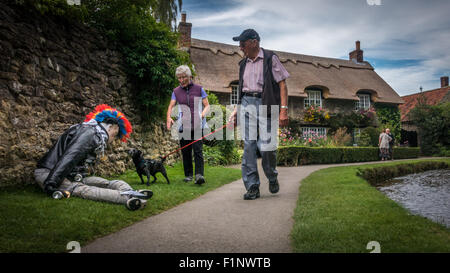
0;163;241;253
291;158;450;253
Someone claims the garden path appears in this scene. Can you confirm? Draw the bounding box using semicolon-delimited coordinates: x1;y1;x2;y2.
82;158;429;253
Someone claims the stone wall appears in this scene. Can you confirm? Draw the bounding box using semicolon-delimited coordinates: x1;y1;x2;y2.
0;3;179;188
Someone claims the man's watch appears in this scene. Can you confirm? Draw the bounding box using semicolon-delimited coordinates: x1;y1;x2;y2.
280;106;288;109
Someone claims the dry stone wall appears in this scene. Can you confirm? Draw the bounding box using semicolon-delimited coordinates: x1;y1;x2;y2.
0;3;179;187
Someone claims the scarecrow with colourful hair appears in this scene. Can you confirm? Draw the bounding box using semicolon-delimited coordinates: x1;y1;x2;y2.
34;104;152;211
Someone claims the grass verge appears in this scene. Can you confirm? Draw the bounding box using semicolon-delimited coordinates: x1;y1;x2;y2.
0;163;241;253
291;158;450;253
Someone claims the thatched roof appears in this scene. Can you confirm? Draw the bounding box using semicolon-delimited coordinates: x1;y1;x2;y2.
190;38;403;104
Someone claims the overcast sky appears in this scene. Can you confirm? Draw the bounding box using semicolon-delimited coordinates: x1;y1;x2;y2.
179;0;450;96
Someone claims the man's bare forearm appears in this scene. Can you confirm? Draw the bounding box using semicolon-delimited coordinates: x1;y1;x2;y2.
279;80;288;107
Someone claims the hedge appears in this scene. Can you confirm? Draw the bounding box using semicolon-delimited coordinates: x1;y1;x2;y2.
356;160;449;186
277;146;420;166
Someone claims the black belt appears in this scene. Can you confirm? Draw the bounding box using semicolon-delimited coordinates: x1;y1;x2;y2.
242;92;262;98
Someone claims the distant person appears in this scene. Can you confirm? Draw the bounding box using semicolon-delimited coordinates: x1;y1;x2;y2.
229;29;290;200
379;129;392;161
35;104;152;211
386;128;394;160
166;65;210;185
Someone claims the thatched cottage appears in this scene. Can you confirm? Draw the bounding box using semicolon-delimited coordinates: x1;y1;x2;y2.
177;13;403;137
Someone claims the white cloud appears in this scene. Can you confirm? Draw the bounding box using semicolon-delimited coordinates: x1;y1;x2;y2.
183;0;450;95
191;5;258;27
376;66;436;96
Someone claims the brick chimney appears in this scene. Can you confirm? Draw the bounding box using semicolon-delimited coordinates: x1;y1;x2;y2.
349;41;364;63
441;76;449;88
178;11;192;48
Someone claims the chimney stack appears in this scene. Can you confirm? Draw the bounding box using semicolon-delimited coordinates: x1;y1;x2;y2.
441;76;449;88
178;11;192;48
349;41;364;63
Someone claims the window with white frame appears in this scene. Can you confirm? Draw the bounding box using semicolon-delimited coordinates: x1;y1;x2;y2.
355;94;371;110
304;90;322;108
301;127;327;138
230;84;239;105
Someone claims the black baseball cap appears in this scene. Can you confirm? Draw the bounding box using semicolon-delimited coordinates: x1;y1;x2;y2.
232;29;260;42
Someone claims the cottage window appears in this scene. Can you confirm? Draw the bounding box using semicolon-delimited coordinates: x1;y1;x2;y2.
301;127;327;138
304;90;322;108
230;84;239;105
355;94;371;110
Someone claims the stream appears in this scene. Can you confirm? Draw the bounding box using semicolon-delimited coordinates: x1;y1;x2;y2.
377;169;450;228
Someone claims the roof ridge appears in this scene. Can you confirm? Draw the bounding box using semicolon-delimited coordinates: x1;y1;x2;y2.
401;86;450;97
191;38;373;70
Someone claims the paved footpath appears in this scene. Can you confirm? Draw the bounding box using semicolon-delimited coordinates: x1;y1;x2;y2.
82;158;431;253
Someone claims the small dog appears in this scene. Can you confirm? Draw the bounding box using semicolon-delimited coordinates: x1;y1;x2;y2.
128;148;170;185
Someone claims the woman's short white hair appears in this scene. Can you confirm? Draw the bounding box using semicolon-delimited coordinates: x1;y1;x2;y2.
175;65;192;77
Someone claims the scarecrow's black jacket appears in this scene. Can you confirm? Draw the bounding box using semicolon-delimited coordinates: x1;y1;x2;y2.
37;123;106;190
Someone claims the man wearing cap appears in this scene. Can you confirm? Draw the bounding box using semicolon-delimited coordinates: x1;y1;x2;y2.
229;29;290;200
34;104;152;211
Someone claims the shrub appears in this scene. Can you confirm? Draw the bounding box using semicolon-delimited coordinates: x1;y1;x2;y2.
203;91;240;166
89;1;190;120
327;108;377;135
303;105;330;123
203;145;226;166
357;161;449;186
357;127;381;147
341;147;378;162
436;145;450;157
392;147;420;159
409;102;450;155
329;128;352;147
13;0;87;20
277;146;420;166
203;145;240;166
306;147;343;164
375;104;401;144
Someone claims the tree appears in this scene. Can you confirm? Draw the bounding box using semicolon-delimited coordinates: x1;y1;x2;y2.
150;0;183;30
80;0;190;119
374;104;401;143
81;0;182;29
409;99;450;156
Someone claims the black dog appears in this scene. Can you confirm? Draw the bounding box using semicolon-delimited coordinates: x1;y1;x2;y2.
128;148;170;185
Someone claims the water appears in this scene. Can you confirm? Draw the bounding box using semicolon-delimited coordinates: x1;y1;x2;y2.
377;169;450;228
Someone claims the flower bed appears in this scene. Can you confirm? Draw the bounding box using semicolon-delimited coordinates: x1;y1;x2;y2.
303;105;330;123
279;128;328;147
